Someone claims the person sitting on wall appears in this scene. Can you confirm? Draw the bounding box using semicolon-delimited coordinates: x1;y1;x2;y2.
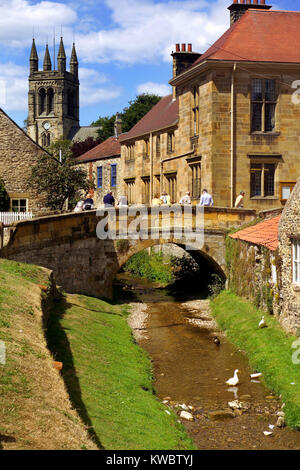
103;191;115;208
235;191;245;208
118;195;128;207
160;191;171;206
83;195;94;211
199;189;214;207
74;200;84;213
152;194;162;206
179;191;191;204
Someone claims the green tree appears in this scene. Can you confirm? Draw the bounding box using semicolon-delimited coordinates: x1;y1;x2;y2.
92;94;162;142
0;178;10;211
28;140;93;211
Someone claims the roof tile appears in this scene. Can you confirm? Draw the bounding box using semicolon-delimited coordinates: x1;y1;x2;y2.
229;215;280;251
76;135;122;163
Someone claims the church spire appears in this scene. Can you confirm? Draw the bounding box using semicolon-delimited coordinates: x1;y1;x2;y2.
30;38;38;74
43;44;52;71
57;37;66;73
70;43;78;77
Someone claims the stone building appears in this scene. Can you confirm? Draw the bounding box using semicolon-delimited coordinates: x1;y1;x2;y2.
76;115;125;207
0;107;49;214
278;178;300;333
121;1;300;209
27;38;100;147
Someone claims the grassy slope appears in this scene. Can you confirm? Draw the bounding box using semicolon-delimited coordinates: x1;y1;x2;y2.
211;290;300;428
0;259;96;450
47;293;196;450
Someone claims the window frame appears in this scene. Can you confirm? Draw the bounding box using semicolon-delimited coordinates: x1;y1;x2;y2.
192;85;199;136
251;78;277;133
97;166;103;189
167;132;175;154
11;198;28;213
250;160;277;198
279;182;296;203
111;163;117;188
292;239;300;286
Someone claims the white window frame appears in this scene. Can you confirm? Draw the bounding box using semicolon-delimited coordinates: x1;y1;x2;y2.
292;240;300;285
10;198;28;213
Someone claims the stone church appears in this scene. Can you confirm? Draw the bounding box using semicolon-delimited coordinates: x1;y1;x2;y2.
27;38;100;147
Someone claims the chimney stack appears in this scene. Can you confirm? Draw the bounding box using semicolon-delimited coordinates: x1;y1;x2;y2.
228;0;272;26
171;43;202;99
114;112;122;137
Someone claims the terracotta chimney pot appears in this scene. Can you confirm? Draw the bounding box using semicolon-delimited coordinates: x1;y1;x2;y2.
188;43;192;52
181;43;186;52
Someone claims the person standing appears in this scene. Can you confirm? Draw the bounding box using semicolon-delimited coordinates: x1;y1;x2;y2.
83;195;94;210
199;189;213;207
235;191;245;208
103;191;115;208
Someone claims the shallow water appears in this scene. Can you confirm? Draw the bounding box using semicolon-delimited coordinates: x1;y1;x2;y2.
116;274;300;450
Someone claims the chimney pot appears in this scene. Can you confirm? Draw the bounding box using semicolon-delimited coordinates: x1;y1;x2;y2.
253;0;258;4
188;43;192;52
176;43;180;52
260;0;266;4
240;0;245;4
181;43;186;52
246;0;251;4
233;0;238;3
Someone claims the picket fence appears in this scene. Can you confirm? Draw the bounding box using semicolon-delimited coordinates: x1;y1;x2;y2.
0;212;33;225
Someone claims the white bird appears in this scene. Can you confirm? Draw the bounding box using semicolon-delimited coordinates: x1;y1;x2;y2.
226;369;240;386
259;316;267;328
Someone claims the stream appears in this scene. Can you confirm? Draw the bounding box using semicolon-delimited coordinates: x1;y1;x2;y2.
116;273;300;450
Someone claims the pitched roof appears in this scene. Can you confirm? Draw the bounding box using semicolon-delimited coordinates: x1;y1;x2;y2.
193;10;300;66
229;215;280;251
76;135;123;163
119;94;178;142
68;126;102;142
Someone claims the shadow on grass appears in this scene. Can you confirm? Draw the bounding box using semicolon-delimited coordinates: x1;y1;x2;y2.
44;293;104;450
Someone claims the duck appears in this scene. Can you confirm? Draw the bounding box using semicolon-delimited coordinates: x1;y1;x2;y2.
259;316;267;329
226;369;240;386
213;335;220;346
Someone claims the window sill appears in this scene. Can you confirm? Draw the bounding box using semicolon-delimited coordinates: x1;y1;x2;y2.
250;131;280;136
250;196;279;200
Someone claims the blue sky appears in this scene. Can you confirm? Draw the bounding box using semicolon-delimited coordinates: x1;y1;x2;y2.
0;0;298;128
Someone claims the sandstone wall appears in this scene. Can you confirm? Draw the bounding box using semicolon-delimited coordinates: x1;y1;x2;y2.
0;109;49;215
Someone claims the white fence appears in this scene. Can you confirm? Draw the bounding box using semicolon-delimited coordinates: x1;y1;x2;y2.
0;212;33;225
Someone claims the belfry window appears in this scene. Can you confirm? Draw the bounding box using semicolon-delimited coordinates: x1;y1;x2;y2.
39;88;46;115
68;90;75;117
48;88;54;114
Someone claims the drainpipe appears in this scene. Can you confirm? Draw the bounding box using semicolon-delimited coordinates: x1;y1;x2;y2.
150;132;153;202
230;63;237;208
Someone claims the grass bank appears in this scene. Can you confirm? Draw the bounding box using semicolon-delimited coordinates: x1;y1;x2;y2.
46;292;196;450
211;290;300;428
123;250;174;286
0;259;96;450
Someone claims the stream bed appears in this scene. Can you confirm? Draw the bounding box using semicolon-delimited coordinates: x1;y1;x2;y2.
116;274;300;450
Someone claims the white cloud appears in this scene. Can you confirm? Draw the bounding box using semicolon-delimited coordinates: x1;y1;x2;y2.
0;0;77;47
79;67;121;107
137;82;171;97
76;0;229;64
0;62;27;111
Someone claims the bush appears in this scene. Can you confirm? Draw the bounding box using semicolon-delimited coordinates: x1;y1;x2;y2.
208;274;225;298
0;178;10;211
123;250;174;285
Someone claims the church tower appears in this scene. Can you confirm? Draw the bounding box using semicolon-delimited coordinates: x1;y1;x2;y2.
27;38;80;147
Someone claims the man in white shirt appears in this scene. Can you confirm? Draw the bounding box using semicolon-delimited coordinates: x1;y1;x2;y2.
235;191;245;208
199;189;214;206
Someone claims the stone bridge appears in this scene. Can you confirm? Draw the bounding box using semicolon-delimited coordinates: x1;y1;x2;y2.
0;206;257;298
